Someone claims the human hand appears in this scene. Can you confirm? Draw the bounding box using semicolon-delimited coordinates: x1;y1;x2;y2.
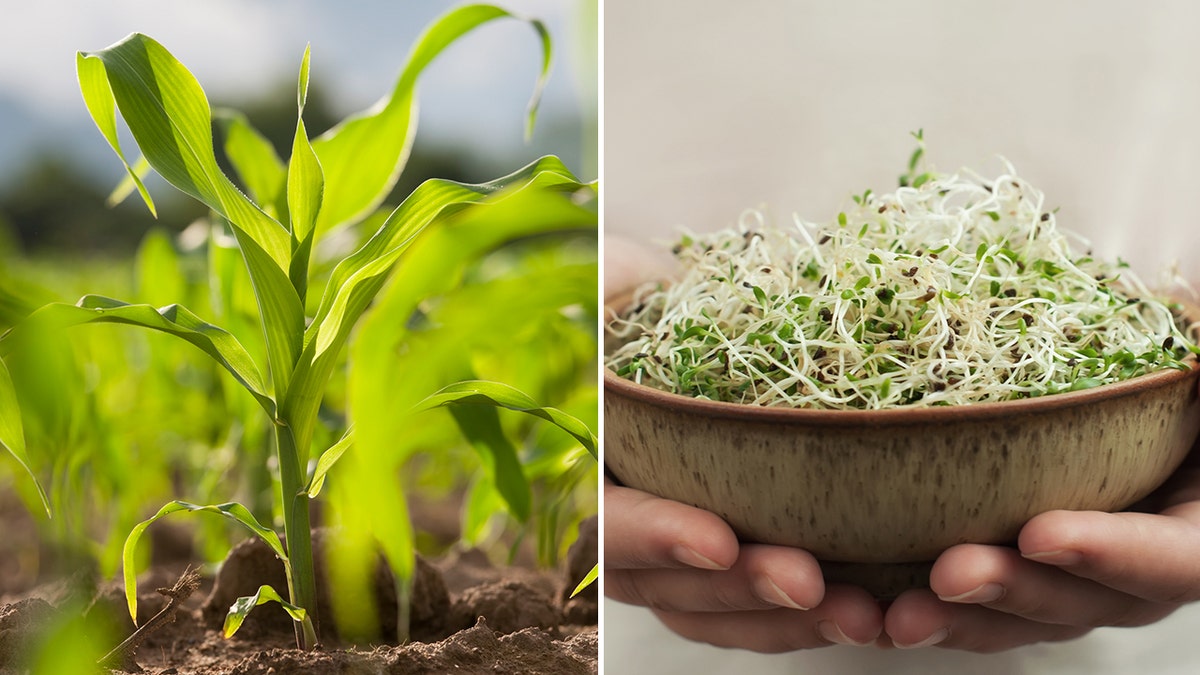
602;234;885;650
604;478;884;651
883;441;1200;651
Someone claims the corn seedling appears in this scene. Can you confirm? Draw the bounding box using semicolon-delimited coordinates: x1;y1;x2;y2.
0;4;597;649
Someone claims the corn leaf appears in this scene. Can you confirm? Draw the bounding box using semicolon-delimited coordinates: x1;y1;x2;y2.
76;51;155;217
570;563;598;598
310;4;552;234
445;403;531;522
78;34;305;399
222;584;308;639
122;500;285;623
306;425;353;498
414;380;597;460
0;296;275;418
105;155;151;210
287;45;324;299
213;109;286;217
284;156;587;460
0;359;50;515
77;33;290;269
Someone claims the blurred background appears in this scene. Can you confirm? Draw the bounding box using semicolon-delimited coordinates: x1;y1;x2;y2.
0;0;596;255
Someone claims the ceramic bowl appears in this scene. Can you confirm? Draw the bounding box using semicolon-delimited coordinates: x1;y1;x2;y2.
604;295;1200;596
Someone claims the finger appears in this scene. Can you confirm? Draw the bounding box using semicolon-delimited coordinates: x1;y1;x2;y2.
606;543;825;612
1018;510;1200;603
929;544;1176;628
653;584;883;653
885;588;1091;652
603;480;739;571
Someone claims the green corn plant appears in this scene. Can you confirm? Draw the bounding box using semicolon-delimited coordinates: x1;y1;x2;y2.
0;4;596;650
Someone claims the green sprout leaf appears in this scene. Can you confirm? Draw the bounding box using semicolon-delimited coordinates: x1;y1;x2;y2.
123;501;286;623
77;31;305;401
0;359;50;515
310;4;552;235
414;380;598;460
570;563;598;598
223;585;310;640
306;426;354;498
0;296;275;418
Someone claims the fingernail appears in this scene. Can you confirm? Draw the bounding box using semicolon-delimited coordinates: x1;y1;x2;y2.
1023;549;1083;566
757;575;810;610
817;620;874;647
939;582;1004;604
671;545;729;570
894;627;950;649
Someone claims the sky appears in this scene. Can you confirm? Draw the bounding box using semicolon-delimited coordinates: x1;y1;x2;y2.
0;0;597;185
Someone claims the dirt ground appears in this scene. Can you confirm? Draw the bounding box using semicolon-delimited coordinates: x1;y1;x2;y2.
0;490;597;674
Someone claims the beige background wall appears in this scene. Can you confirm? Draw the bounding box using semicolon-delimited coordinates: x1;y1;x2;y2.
605;1;1199;281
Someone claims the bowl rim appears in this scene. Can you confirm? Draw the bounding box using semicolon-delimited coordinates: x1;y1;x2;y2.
604;291;1200;427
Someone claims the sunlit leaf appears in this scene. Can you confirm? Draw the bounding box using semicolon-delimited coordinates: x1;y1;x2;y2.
78;33;305;400
570;563;598;598
306;425;353;498
222;584;309;639
77;33;290;268
415;380;597;459
286;156;589;461
122;500;285;623
76;51;155;217
0;358;50;515
311;4;552;234
287;44;324;299
0;296;275;418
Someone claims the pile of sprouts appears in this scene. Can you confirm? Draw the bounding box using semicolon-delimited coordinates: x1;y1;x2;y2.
607;144;1199;410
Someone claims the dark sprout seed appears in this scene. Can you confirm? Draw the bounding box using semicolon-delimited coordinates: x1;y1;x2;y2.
818;234;831;245
919;287;937;302
1003;288;1017;298
818;308;832;322
878;205;887;213
1127;297;1140;304
1067;358;1077;367
813;347;827;359
1040;213;1050;222
903;266;918;277
761;267;772;273
742;281;753;288
1164;336;1176;350
818;275;828;287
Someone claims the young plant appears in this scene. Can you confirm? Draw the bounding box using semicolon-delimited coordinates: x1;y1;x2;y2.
0;4;596;650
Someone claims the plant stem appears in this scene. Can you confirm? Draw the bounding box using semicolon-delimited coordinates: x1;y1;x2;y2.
276;424;319;649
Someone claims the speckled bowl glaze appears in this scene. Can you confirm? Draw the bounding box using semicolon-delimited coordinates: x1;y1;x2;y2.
605;297;1200;596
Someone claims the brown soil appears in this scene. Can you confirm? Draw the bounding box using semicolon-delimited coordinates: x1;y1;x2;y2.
0;509;598;675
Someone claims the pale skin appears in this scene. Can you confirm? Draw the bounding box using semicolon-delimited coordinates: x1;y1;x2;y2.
604;236;1200;652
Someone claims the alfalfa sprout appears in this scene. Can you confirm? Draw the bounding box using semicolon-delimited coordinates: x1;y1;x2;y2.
606;155;1198;410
